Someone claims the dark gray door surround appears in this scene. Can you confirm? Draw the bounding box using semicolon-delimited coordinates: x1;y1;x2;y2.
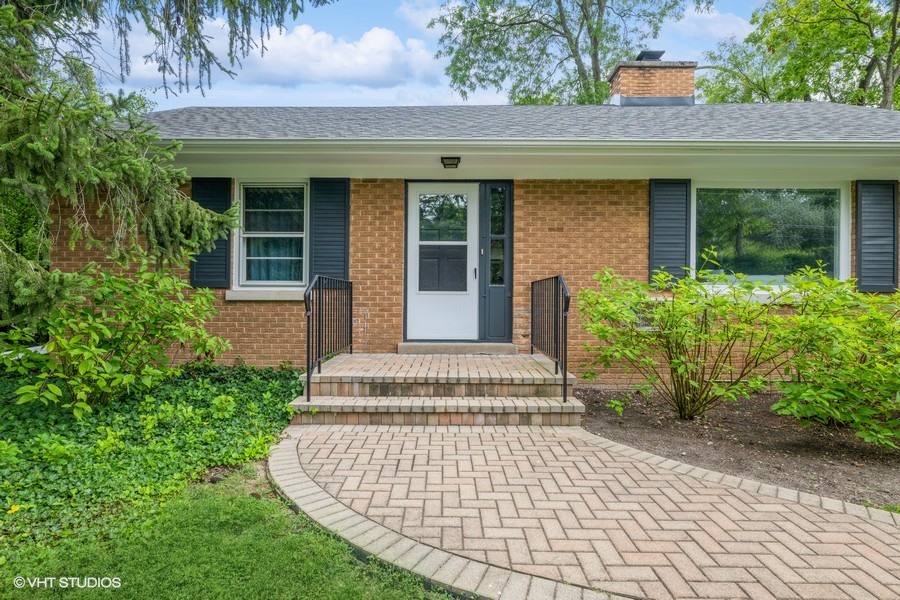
479;182;514;342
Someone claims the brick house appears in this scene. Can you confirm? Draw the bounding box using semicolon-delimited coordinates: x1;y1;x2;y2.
57;53;900;380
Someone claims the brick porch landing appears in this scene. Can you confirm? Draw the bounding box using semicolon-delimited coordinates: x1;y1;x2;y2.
307;353;577;397
270;426;900;600
296;353;582;425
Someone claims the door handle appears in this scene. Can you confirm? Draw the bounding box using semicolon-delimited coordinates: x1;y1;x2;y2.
474;267;477;279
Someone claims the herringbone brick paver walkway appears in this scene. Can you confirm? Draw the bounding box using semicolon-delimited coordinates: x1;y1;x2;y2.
293;425;900;600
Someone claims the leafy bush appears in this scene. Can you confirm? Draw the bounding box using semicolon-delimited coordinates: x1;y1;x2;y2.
0;363;301;563
580;259;900;447
772;270;900;448
579;259;799;420
0;253;229;416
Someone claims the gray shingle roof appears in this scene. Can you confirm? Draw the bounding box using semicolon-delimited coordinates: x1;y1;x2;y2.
145;103;900;143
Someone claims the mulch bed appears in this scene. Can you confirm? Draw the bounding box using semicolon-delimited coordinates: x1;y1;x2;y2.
575;386;900;509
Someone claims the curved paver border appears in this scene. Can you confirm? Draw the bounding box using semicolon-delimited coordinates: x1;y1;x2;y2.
267;426;633;600
566;427;900;529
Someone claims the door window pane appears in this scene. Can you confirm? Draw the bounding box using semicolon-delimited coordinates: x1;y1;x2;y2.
696;188;840;282
420;194;467;241
490;188;506;235
419;245;467;291
490;240;504;285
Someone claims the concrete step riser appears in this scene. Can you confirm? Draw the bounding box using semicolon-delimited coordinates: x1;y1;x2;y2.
397;342;519;355
292;411;581;426
310;382;565;398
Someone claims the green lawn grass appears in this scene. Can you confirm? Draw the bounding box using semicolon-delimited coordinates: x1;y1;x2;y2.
8;467;447;599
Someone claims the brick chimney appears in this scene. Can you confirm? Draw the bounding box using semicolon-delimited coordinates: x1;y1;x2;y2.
607;50;697;106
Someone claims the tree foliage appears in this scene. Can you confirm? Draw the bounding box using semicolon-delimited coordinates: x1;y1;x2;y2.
0;0;334;325
433;0;712;104
700;0;900;109
1;250;230;416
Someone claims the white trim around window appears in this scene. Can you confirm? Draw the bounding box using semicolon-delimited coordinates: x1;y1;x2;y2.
232;180;310;290
689;180;851;281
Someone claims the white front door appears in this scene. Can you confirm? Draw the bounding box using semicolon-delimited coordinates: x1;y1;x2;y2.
407;183;480;340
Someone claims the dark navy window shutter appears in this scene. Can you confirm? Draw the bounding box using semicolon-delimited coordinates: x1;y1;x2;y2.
309;178;350;280
856;181;898;292
190;178;232;288
649;180;691;280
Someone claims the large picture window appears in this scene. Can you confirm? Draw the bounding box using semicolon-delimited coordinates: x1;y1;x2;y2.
696;188;840;282
240;185;306;285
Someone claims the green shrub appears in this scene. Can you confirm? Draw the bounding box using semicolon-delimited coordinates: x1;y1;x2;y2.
772;270;900;448
580;258;900;446
0;363;302;562
0;252;229;416
579;258;799;420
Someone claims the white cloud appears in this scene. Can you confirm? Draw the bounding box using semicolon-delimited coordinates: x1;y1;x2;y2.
395;0;443;36
126;79;506;110
218;22;440;88
670;8;754;41
111;18;442;91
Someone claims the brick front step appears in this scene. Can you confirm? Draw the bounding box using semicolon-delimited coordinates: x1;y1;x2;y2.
308;381;569;398
309;353;576;398
397;342;519;355
290;396;584;426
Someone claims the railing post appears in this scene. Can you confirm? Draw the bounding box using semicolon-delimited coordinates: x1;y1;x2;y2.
530;282;534;355
562;298;568;404
306;283;313;403
553;278;560;375
349;281;354;353
316;282;322;374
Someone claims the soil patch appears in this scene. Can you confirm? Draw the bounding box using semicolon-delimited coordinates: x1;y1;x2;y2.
576;386;900;509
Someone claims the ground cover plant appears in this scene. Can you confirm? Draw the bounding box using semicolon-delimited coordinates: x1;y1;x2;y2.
0;363;299;565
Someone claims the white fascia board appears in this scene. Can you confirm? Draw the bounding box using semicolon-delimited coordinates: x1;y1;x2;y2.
170;138;900;157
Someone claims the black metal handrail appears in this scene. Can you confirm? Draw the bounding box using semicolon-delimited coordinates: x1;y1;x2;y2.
304;275;353;402
530;275;571;402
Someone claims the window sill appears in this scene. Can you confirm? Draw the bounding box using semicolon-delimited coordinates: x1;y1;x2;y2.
224;289;305;302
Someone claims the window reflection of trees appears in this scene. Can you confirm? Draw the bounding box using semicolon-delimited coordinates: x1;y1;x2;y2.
419;194;468;241
697;189;840;281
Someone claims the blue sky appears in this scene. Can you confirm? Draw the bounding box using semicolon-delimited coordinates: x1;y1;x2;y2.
116;0;760;110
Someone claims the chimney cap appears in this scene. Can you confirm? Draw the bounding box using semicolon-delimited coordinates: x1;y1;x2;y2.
635;50;665;61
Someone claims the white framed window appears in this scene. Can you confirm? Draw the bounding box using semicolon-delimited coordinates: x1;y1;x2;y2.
691;183;850;283
238;183;308;287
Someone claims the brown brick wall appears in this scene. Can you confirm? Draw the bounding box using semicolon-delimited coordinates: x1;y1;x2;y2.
52;178;897;385
348;179;406;353
609;66;695;98
512;180;650;386
204;178;407;363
